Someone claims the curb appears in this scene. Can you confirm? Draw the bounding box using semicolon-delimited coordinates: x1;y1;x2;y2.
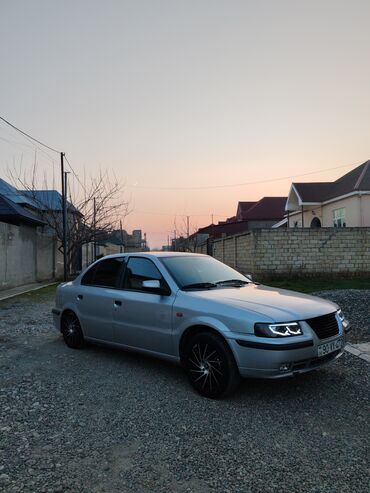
0;282;58;302
344;343;370;363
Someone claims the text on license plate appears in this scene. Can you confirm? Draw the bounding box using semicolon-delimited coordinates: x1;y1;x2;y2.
318;338;343;358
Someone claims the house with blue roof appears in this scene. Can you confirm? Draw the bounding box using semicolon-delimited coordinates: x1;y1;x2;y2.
0;178;82;290
22;189;80;215
0;178;38;209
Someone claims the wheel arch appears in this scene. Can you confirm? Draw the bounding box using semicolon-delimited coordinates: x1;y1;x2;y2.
179;324;228;365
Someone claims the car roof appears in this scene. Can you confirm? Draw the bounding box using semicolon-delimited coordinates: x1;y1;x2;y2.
97;251;207;260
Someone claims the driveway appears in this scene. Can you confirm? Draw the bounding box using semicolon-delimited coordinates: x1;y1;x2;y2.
0;288;369;493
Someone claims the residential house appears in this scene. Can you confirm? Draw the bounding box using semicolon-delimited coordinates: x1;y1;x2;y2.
0;178;38;210
0;179;80;284
0;187;53;290
188;196;287;252
235;197;287;228
199;196;286;236
0;191;45;228
285;161;370;228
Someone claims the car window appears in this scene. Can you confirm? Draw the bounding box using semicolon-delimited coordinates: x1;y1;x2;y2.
123;257;164;292
160;255;248;288
81;264;98;285
81;258;125;288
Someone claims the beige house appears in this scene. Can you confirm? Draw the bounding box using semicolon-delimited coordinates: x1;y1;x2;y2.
285;161;370;228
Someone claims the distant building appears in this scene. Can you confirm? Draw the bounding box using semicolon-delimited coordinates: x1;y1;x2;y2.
107;229;148;252
184;196;287;253
285;161;370;228
82;228;148;267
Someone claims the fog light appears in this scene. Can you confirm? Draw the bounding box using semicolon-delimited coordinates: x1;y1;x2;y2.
279;363;291;372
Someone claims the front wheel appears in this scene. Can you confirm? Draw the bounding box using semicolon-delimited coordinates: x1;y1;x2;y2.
184;332;240;398
61;311;85;349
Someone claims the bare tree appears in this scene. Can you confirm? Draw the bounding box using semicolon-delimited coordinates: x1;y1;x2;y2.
8;161;130;275
172;215;202;252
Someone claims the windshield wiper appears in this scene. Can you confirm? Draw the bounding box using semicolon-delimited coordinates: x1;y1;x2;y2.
181;282;217;290
215;279;249;286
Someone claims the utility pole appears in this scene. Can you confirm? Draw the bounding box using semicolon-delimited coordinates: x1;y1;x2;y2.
186;215;190;251
60;152;67;281
64;171;70;276
93;197;97;261
120;219;124;253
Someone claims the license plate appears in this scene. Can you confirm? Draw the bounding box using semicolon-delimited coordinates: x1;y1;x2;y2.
318;338;343;357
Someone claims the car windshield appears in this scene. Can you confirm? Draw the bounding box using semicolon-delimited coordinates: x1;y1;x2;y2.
160;255;249;289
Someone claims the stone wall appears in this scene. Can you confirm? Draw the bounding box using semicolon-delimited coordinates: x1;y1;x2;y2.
199;228;370;279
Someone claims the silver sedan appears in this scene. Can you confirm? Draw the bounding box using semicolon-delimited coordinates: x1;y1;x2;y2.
52;252;350;398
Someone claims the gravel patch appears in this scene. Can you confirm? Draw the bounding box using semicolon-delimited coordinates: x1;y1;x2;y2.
312;289;370;343
0;291;369;492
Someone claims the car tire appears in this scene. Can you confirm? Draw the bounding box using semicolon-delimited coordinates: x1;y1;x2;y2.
184;331;240;398
61;311;85;349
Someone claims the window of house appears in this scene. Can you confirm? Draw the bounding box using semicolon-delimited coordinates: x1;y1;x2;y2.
81;257;125;288
333;208;346;227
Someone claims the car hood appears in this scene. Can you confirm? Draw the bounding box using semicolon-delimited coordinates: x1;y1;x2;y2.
187;283;338;322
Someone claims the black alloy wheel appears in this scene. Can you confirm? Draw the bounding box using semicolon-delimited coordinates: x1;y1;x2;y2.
185;332;240;398
61;311;85;349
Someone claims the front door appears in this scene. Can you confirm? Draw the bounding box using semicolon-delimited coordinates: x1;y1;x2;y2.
113;256;175;356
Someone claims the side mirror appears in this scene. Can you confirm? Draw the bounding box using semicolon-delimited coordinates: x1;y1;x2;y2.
245;273;253;281
142;280;161;289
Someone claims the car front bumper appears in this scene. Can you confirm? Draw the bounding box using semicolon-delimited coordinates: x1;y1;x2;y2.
228;320;350;379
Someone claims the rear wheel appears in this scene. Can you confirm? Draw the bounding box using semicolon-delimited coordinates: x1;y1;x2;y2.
61;311;84;349
184;332;240;398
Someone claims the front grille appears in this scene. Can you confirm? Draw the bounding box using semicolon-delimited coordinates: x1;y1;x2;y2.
306;312;339;340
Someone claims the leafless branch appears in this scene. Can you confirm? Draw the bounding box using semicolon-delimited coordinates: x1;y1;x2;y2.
7;161;131;274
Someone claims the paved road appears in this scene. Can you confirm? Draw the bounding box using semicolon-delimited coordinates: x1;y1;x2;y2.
0;291;369;493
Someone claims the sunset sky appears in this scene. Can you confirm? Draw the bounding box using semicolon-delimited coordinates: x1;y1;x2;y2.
1;0;370;247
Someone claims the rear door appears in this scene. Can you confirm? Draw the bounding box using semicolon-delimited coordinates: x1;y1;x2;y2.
76;257;126;342
113;256;176;355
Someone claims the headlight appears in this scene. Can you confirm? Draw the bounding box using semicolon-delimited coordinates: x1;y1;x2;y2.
255;322;303;338
337;309;350;331
337;309;345;322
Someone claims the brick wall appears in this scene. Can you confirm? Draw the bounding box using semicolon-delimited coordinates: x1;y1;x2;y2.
198;228;370;278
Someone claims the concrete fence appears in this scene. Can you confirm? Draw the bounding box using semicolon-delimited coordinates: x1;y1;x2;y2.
0;222;57;291
197;228;370;279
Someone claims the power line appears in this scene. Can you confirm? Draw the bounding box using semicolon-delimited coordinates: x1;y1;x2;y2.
0;134;36;150
63;154;88;195
0;124;57;166
0;115;61;154
126;161;361;191
134;209;227;218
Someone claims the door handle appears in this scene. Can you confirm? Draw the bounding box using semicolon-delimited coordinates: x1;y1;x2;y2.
114;300;122;306
77;294;83;300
